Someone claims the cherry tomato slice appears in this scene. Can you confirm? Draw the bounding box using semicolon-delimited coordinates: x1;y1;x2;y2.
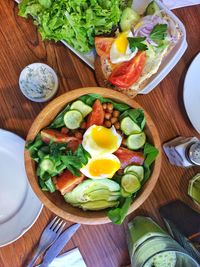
86;99;104;129
95;37;114;58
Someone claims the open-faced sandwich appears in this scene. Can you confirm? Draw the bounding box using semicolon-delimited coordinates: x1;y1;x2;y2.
94;1;182;97
26;93;158;224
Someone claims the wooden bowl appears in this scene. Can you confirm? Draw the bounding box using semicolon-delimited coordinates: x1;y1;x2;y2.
25;87;161;224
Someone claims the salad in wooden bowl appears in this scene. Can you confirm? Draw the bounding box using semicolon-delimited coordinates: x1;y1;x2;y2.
25;88;161;224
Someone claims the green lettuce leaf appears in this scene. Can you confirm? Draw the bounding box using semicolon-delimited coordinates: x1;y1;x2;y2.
19;0;126;53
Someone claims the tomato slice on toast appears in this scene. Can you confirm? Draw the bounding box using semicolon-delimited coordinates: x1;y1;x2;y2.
108;51;146;89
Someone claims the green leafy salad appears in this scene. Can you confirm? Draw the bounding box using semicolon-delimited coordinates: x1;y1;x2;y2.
26;93;159;224
18;0;129;52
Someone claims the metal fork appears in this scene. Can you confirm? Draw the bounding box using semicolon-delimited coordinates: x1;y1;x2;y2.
27;216;66;267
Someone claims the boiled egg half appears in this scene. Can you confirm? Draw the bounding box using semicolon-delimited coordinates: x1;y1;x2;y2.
80;153;121;179
110;31;138;64
82;125;122;157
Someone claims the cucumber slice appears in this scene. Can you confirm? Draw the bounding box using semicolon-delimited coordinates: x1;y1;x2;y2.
64;109;83;129
127;132;146;150
120;7;140;32
121;187;132;197
121;173;141;193
145;1;160;15
120;117;141;135
70;100;92;118
124;165;144;182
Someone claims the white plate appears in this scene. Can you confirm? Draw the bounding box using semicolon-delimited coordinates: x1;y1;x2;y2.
183;53;200;133
0;129;43;247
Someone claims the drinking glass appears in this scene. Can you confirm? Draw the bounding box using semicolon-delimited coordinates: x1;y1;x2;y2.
127;216;199;267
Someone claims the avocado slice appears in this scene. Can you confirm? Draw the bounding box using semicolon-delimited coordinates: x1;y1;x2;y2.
64;179;121;210
80;200;119;211
86;189;120;201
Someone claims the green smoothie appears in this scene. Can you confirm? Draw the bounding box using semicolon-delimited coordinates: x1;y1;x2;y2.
144;251;176;267
127;216;199;267
128;216;166;253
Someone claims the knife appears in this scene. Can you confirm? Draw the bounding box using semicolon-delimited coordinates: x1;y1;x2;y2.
39;223;80;267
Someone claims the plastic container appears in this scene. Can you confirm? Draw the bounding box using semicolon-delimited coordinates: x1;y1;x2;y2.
136;0;188;94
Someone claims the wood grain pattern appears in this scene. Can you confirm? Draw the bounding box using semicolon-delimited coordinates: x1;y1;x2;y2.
25;87;161;224
0;1;200;266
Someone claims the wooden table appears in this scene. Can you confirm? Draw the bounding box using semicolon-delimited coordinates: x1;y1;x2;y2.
0;1;200;267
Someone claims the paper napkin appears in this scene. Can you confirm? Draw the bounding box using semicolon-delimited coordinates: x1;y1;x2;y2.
38;248;87;267
162;0;200;9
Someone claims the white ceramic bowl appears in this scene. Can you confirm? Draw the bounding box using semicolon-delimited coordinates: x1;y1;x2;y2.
19;63;58;102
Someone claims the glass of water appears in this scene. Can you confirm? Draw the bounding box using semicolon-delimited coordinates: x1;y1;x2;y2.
127;216;199;267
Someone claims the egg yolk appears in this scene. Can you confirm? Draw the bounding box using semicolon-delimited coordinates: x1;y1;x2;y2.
91;126;118;151
89;158;120;177
115;32;128;54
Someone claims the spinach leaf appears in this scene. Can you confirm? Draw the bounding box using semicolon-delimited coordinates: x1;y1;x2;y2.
128;37;148;52
45;178;56;192
78;93;130;112
75;145;91;165
142;143;159;183
38;178;48;191
60;145;91;177
49;143;66;158
120;108;145;129
26;134;43;162
49;104;70;129
144;143;159;166
107;197;132;224
150;24;168;42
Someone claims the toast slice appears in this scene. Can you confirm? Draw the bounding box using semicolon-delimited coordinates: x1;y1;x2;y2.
94;15;183;98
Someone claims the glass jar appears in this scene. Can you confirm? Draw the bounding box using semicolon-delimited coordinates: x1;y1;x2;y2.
127;216;199;267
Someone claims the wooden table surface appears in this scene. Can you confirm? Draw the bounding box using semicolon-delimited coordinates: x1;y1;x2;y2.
0;1;200;267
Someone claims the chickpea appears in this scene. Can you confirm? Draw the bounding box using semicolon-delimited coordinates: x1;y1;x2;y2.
102;103;107;110
113;110;120;118
114;122;120;130
107;103;113;112
104;120;112;128
105;112;112;120
110;117;118;124
75;131;83;139
61;127;69;134
80;121;86;129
